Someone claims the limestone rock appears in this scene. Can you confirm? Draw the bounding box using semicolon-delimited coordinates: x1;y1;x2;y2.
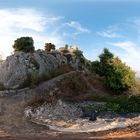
0;50;67;89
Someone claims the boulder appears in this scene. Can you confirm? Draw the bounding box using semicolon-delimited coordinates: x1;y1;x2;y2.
0;50;67;89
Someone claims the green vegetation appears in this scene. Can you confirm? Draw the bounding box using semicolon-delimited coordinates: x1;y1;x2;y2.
30;72;39;87
31;59;40;70
106;95;140;112
0;54;3;64
73;49;83;58
59;45;69;53
91;48;136;94
20;64;73;89
44;43;55;52
13;37;34;53
0;82;5;91
87;94;140;113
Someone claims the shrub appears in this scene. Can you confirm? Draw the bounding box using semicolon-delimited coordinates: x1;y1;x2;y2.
91;48;136;93
99;48;114;76
91;48;114;76
20;72;39;88
44;43;55;52
131;80;140;95
30;72;39;87
0;82;5;91
19;64;73;89
73;49;83;58
105;57;136;93
31;59;40;70
91;60;101;74
13;37;34;53
59;46;69;53
88;94;140;113
106;95;140;112
0;55;3;64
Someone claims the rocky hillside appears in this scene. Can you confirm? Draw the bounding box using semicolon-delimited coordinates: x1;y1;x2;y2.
0;50;85;90
0;42;139;139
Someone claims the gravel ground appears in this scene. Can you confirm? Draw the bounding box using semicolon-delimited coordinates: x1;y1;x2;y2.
25;100;140;133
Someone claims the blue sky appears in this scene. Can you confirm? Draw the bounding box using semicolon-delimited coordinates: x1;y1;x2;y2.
0;0;140;74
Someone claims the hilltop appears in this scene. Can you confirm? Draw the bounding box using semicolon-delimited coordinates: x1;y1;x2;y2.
0;37;139;139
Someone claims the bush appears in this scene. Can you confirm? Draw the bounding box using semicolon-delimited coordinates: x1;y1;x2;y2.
31;59;40;70
0;55;3;64
88;94;140;113
91;60;101;74
106;95;140;112
91;48;136;93
73;49;83;58
59;45;69;53
13;37;34;52
105;57;136;93
30;72;39;87
44;43;55;52
0;82;5;91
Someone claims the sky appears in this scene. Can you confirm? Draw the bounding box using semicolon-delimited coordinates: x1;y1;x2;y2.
0;0;140;75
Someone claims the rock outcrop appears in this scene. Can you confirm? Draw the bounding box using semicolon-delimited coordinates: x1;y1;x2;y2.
0;50;67;89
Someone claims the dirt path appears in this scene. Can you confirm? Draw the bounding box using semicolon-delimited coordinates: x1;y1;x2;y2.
0;71;77;137
0;71;139;139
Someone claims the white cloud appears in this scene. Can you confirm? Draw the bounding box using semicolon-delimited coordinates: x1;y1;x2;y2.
109;41;140;73
0;9;47;32
128;17;140;35
97;25;122;38
97;31;121;38
0;8;65;59
66;21;90;34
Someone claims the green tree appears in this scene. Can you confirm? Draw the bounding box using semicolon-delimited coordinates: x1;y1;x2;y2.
73;49;83;58
91;60;101;74
0;54;3;64
91;48;136;93
13;37;34;53
91;48;114;76
44;43;55;52
59;44;69;53
99;48;114;76
105;57;136;93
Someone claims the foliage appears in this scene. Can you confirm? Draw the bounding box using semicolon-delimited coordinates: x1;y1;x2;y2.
0;82;5;91
19;64;73;89
31;59;40;70
91;48;136;93
106;95;140;113
88;94;140;113
105;57;136;93
99;48;114;76
44;43;55;52
13;37;34;53
0;55;3;64
130;80;140;95
59;45;69;53
91;60;101;74
30;72;39;87
73;49;83;58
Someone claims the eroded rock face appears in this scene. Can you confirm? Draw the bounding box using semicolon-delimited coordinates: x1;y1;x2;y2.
0;50;67;89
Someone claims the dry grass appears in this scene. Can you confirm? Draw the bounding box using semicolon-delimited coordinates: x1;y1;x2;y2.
26;72;113;107
25;95;57;108
56;72;112;102
56;72;89;101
